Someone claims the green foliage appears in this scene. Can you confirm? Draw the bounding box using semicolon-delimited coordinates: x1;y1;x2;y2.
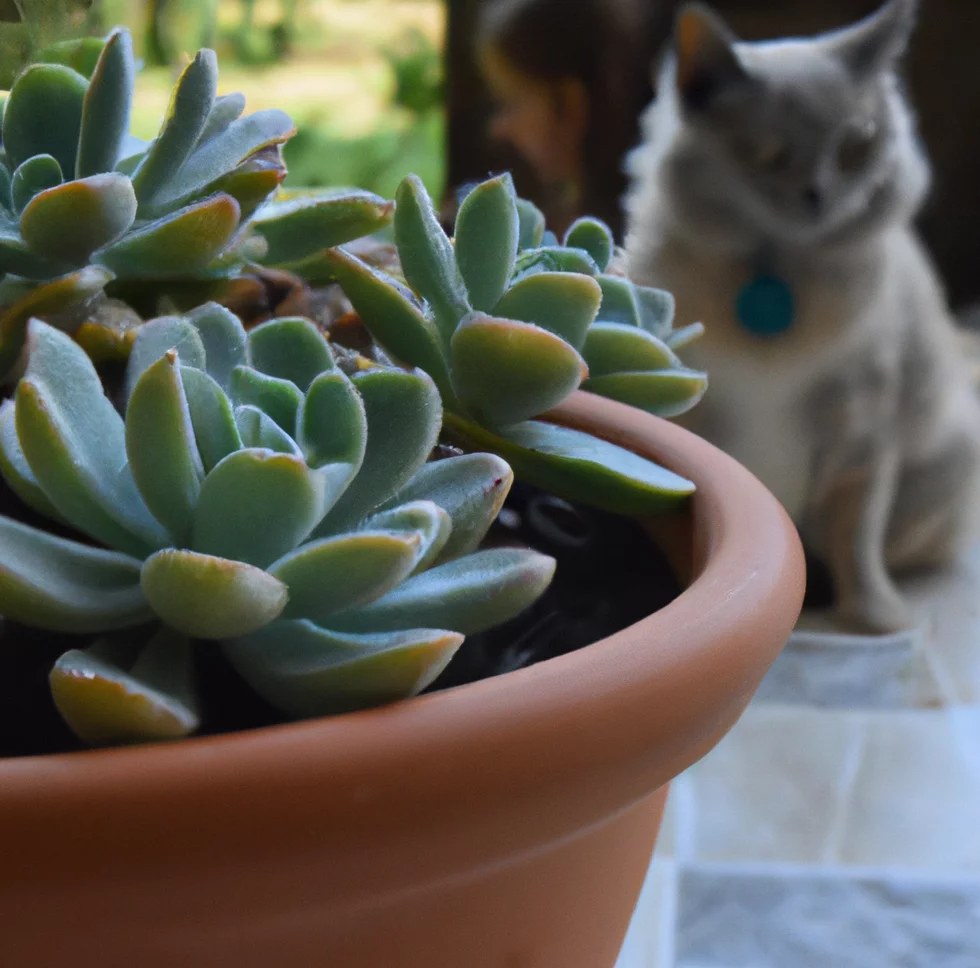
0;309;553;746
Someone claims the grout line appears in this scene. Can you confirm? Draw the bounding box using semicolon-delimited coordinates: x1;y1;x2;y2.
680;858;980;886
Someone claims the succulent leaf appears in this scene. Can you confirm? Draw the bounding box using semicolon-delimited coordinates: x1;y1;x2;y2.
492;271;601;351
563;217;614;272
11;154;63;215
583;322;680;377
0;399;63;520
16;321;168;556
666;321;705;351
330;547;556;636
191;448;328;568
141;547;287;638
0;514;151;632
584;369;709;418
270;530;422;622
180;364;242;471
513;245;599;282
76;28;135;178
225;621;464;717
247;316;333;392
126;352;205;545
196;93;247;147
125;316;207;402
36;36;109;80
0;228;72;280
20;174;138;265
204;154;284;222
297;370;367;470
230;365;302;434
450;313;587;428
360;500;451;573
454;173;520;312
235;404;302;455
596;275;642;327
183;301;247;389
516;197;546;251
636;285;676;338
394;173;471;342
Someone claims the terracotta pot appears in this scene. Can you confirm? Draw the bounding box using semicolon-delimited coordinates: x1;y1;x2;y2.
0;392;804;968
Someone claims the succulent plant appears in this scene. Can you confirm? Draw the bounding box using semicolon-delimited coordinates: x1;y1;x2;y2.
320;173;705;514
0;306;553;746
0;28;394;380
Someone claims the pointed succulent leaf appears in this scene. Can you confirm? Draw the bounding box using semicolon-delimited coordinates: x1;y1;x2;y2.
229;365;302;434
204;153;284;222
126;352;205;545
96;192;241;279
315;366;442;534
443;413;695;515
297;370;367;470
131;49;217;211
36;36;109;79
141;547;287;638
3;64;87;174
492;271;601;350
330;547;555;635
76;28;134;178
180;365;242;471
192;448;328;568
384;453;513;562
394;173;471;342
0;400;62;520
183;301;247;389
636;285;676;337
51;629;199;746
11;154;63;214
246;316;333;390
666;321;705;351
321;247;453;399
563;217;614;272
0;164;12;212
235;405;301;455
0;265;113;380
196;93;247;147
20;174;138;265
0;229;70;281
16;321;168;556
585;369;709;417
269;530;422;622
450;313;587;428
255;189;393;265
513;245;599;282
359;500;451;573
125;316;207;402
225;621;463;717
454;173;520;311
516;197;546;251
596;274;642;326
147;109;295;213
583;322;680;377
0;514;151;632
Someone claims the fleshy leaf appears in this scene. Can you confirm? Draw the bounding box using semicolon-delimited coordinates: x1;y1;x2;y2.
563;217;614;272
51;629;199;746
247;316;333;392
636;285;676;337
585;369;709;418
450;313;587;428
516;197;546;251
224;621;463;717
443;413;695;515
36;36;109;79
0;228;71;280
0;399;62;519
256;189;393;265
96;192;241;278
492;271;601;351
582;322;680;377
141;548;287;638
16;321;168;556
0;514;151;632
666;321;705;351
297;370;367;470
125;316;207;402
20;174;137;265
192;448;328;568
11;154;63;214
513;245;599;282
196;93;246;147
596;275;642;327
126;352;205;545
384;453;513;562
180;365;242;471
359;500;451;573
329;547;555;635
183;301;247;389
454;173;519;311
270;530;422;622
3;63;87;174
315;367;442;534
394;173;470;342
76;28;134;178
230;365;302;435
235;405;301;455
204;153;284;222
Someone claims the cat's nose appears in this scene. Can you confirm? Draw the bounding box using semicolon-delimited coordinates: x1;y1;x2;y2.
803;186;823;214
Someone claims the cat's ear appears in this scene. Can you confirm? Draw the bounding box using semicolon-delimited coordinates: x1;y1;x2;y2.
822;0;918;79
674;3;748;110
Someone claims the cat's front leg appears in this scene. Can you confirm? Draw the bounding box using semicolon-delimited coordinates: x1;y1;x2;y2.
818;446;914;634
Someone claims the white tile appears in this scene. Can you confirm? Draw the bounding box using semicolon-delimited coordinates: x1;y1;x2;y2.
615;858;677;968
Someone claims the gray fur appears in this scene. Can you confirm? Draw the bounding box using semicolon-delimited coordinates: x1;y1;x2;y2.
624;0;980;633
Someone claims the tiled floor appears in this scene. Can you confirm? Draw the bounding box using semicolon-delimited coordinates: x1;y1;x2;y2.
615;545;980;967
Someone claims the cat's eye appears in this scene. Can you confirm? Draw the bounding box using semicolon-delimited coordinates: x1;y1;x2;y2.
836;119;879;172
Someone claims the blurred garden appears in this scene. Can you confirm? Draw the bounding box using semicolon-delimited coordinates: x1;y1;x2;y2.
94;0;445;200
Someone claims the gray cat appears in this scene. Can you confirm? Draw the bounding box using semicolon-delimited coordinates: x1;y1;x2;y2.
624;0;980;633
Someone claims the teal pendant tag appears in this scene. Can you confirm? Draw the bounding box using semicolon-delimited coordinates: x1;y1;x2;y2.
736;274;794;337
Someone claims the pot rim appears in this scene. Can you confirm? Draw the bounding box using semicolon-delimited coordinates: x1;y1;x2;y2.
0;392;804;848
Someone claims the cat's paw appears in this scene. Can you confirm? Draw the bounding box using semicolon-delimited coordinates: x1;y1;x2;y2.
836;587;915;635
